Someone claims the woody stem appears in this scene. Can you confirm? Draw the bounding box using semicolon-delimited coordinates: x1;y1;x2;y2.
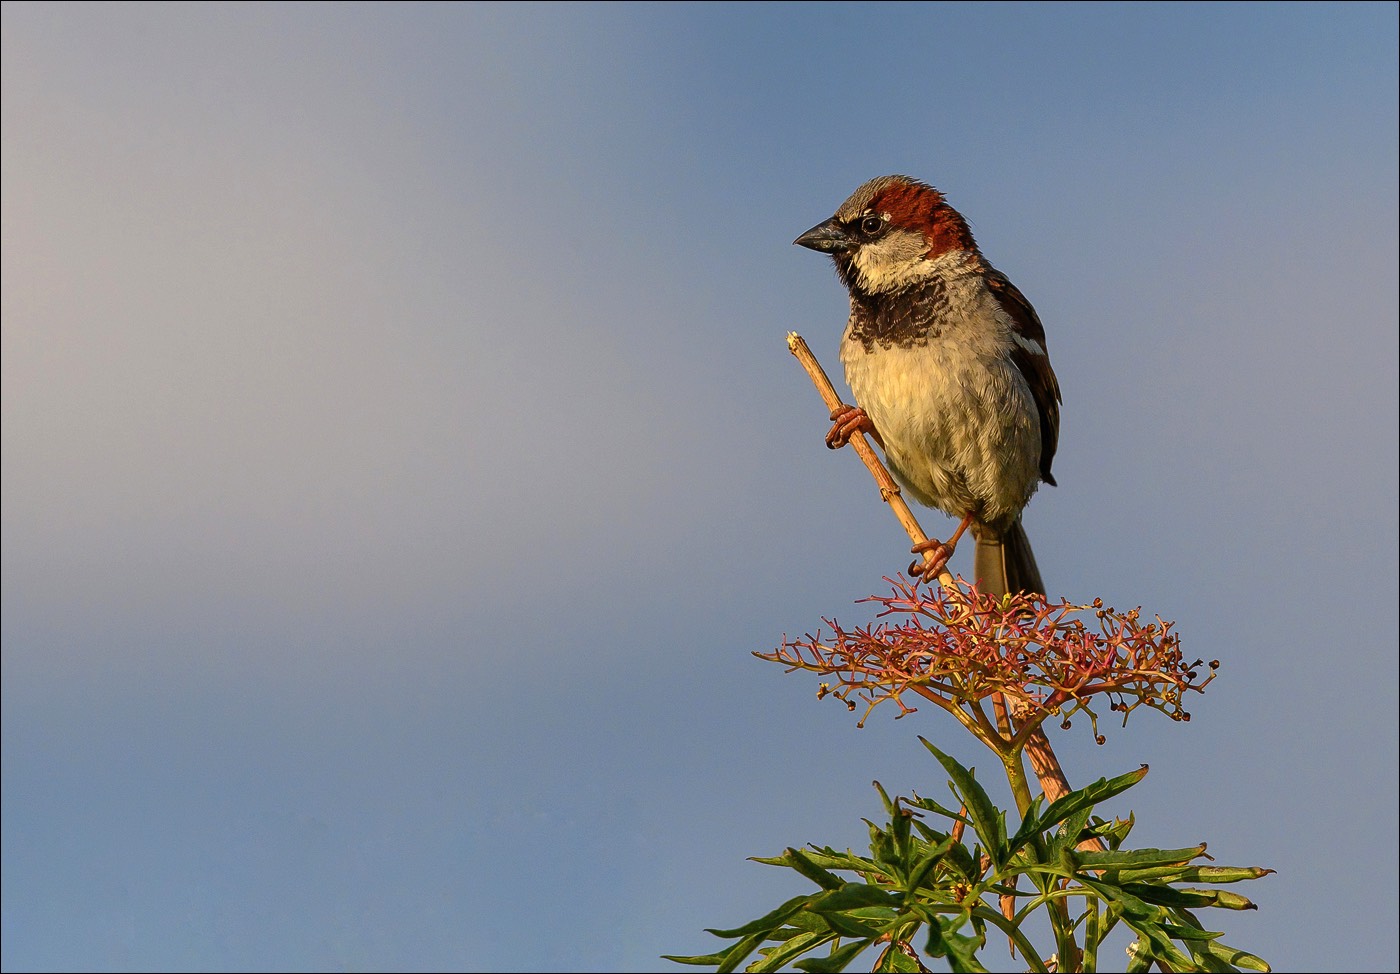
787;331;1078;815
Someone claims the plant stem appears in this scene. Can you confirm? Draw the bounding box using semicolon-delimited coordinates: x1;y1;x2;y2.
787;331;1075;807
787;333;1093;967
1001;744;1035;817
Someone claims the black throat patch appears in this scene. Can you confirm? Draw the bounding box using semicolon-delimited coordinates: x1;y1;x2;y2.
843;275;952;352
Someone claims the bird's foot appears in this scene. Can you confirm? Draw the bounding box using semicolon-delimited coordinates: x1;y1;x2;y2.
908;537;954;583
907;514;976;584
826;404;880;449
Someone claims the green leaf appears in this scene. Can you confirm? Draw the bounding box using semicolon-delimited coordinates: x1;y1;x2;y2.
1179;940;1238;974
1116;864;1275;885
1118;915;1196;971
1050;804;1095;855
810;884;903;912
793;940;871;973
705;894;813;938
746;930;836;973
662;949;735;966
1157;920;1225;941
1202;940;1272;972
1075;845;1206;871
1007;803;1049;857
919;738;1005;866
875;943;927;972
784;912;834;935
1121;883;1257;911
906;836;956;893
1090;812;1137;850
890;804;913;863
783;847;847;890
818;908;891;941
910;817;949;844
714;932;769;974
942;838;981;881
753;846;879;874
873;779;898;816
1079;875;1156;920
1082;899;1102;972
1203;889;1259;911
1024;766;1148;842
924;916;990;973
868;821;895;869
906;793;974;827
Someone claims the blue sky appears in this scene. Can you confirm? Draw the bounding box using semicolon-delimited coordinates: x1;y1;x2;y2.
2;3;1396;971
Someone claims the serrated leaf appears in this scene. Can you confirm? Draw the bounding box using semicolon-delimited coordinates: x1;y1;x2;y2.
1026;766;1148;841
1108;866;1188;883
784;847;847;890
1079;875;1156;920
1117;864;1274;884
869;832;896;874
1179;940;1238;974
873;779;898;815
817;909;889;940
746;930;835;973
1156;920;1225;941
1092;811;1137;850
925;920;990;973
662;949;735;966
1201;889;1258;911
942;839;981;881
705;894;813;938
875;942;926;972
1075;845;1206;871
1050;803;1094;855
910;818;947;844
906;836;956;893
770;846;882;873
920;738;1005;866
793;939;871;973
810;884;903;912
784;912;833;934
1122;884;1257;911
715;931;769;974
906;793;973;826
1119;915;1196;971
1203;940;1272;971
890;804;913;863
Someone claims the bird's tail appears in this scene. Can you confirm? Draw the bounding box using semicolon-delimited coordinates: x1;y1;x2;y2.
973;518;1044;597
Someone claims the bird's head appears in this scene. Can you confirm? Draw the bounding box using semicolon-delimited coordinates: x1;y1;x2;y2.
794;175;977;295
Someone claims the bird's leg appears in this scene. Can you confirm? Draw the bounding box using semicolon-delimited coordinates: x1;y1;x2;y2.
826;403;883;450
908;513;974;582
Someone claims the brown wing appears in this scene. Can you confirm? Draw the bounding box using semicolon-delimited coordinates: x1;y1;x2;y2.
985;270;1062;486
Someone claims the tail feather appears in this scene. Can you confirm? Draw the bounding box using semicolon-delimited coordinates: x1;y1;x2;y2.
972;518;1044;597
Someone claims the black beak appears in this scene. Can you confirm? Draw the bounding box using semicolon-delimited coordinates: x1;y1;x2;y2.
793;218;851;253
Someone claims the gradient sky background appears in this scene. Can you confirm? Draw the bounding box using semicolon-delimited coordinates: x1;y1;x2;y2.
3;3;1397;972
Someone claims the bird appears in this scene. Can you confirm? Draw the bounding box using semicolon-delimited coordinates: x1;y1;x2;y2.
794;175;1061;597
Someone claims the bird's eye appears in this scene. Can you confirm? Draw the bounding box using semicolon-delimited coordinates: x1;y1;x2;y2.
859;215;885;235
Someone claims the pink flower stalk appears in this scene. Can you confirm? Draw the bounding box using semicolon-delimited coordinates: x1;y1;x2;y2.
760;576;1215;752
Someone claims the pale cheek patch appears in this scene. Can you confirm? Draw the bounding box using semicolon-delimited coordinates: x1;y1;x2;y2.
850;232;937;293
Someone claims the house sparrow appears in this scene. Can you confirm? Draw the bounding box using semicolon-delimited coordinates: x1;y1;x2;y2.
794;175;1061;596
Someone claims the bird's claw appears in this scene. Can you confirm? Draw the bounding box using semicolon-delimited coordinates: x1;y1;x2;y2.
825;403;875;450
909;538;954;583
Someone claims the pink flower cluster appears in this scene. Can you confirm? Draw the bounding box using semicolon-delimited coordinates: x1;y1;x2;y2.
760;576;1215;744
